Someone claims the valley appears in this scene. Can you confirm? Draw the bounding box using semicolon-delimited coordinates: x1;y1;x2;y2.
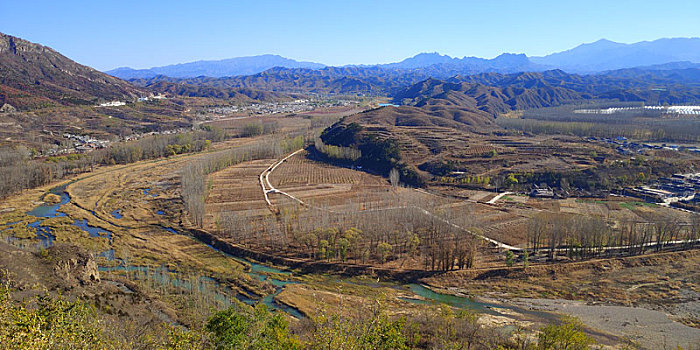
1;28;700;349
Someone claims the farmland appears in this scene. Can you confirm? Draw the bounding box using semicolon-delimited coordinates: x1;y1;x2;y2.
201;143;699;272
0;135;598;347
193;139;700;347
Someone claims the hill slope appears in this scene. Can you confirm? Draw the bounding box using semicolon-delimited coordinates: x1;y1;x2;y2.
0;32;143;109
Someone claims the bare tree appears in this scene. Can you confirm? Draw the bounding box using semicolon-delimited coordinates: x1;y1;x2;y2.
389;168;400;188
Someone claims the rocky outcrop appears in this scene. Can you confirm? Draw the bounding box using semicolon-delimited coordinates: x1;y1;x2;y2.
48;245;100;286
0;103;16;113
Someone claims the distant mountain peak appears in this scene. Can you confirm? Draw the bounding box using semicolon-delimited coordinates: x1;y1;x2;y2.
593;38;615;44
106;54;325;79
106;36;700;80
492;53;529;64
531;37;700;72
388;52;457;69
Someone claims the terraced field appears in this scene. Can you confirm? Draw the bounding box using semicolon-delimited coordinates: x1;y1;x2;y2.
204;158;274;230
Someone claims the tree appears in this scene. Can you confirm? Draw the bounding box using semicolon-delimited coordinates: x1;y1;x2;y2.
337;238;349;261
389;168;400;188
242;123;263;137
505;174;519;187
206;304;302;350
308;301;410;350
523;250;529;269
537;316;595;350
318;240;330;260
505;250;514;267
377;242;392;263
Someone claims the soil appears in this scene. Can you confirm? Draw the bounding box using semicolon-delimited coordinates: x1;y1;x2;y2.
514;298;700;350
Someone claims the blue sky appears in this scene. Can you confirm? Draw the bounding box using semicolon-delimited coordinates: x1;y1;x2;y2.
2;0;699;70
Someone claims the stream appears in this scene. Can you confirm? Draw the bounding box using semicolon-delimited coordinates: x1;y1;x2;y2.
15;184;114;251
159;225;304;318
10;185;555;323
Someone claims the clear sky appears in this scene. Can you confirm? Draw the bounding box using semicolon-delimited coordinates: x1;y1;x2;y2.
2;0;699;71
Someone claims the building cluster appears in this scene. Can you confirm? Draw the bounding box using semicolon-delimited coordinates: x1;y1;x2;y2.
624;173;700;203
121;128;189;141
575;105;700;115
137;95;167;102
97;101;126;107
62;133;110;153
245;99;316;115
206;99;357;118
530;186;555;198
44;128;190;156
667;106;700;115
98;95;167;106
586;137;699;155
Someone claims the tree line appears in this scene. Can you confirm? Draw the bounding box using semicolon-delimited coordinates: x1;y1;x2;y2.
497;115;700;142
216;189;480;271
0;129;225;199
181;135;305;227
313;136;361;162
527;212;700;261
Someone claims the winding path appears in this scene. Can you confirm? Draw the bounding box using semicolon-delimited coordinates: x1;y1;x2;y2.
486;191;513;204
260;151;700;253
259;150;523;250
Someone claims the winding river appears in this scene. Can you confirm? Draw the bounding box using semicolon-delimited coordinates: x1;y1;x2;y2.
10;184;553;323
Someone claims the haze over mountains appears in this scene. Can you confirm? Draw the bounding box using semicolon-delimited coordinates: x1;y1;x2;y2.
107;37;700;80
531;38;700;72
107;55;326;80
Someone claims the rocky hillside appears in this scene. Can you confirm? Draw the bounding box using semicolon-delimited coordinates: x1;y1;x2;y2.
0;32;143;110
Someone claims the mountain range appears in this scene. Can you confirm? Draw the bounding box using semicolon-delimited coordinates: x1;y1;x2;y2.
107;37;700;80
3;31;699;112
107;55;325;80
2;31;700;155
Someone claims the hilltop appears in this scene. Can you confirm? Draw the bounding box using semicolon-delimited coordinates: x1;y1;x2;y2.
0;32;143;110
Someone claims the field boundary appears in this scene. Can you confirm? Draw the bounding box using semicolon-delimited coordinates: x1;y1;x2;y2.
182;226;699;284
186;227;438;282
427;248;699;283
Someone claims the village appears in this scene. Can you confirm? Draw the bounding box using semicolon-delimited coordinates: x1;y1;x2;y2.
624;172;700;205
586;136;700;156
205;98;357;119
41;128;190;156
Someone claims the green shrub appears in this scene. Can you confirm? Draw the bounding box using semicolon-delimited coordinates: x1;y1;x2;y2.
537;316;595;350
206;303;302;350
